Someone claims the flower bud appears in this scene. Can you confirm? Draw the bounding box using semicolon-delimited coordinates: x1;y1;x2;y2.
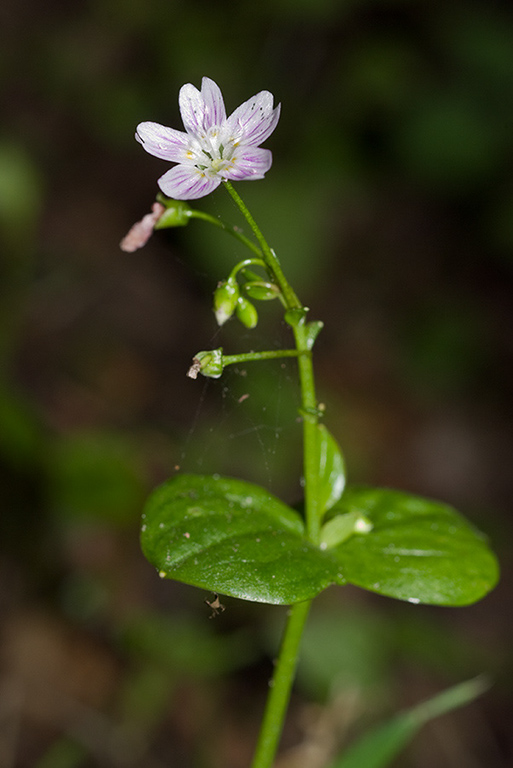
154;198;192;228
187;348;224;379
213;278;240;326
235;296;258;329
243;281;280;301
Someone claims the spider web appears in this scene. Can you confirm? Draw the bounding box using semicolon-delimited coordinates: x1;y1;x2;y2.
177;321;303;502
168;189;305;503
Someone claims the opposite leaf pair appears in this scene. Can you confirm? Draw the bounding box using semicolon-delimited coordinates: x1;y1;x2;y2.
141;473;498;607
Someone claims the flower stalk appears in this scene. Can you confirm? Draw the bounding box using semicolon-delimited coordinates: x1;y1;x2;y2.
221;184;324;768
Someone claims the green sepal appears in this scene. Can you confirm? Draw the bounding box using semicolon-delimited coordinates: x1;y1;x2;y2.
154;196;192;228
188;348;224;379
315;425;346;518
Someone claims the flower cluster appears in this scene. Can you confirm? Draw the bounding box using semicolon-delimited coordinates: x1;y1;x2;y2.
136;77;280;200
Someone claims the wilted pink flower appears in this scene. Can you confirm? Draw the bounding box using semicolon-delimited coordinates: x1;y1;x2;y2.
136;77;280;200
120;202;165;252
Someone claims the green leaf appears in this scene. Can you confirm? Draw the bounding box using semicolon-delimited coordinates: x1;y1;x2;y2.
320;511;373;549
330;676;489;768
330;487;499;606
315;425;346;517
305;320;324;350
141;474;344;604
141;476;497;608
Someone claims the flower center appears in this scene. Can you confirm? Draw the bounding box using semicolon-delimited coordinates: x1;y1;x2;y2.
192;126;234;176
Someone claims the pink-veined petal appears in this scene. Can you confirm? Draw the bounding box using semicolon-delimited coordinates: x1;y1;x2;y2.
223;147;273;181
136;122;191;162
157;165;221;200
200;77;226;129
179;82;210;138
224;92;281;147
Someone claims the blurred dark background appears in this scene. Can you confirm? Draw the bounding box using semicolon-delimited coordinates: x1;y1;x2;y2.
1;0;512;766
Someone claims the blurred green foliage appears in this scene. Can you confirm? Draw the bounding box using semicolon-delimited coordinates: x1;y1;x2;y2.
48;431;145;525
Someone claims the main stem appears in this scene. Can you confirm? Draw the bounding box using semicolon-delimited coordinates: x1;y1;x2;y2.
250;600;311;768
223;182;322;768
293;322;322;545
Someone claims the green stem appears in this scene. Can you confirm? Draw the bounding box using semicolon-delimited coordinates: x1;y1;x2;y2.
220;184;323;768
223;349;302;367
229;258;267;279
223;181;301;311
293;321;322;545
189;209;263;258
251;600;311;768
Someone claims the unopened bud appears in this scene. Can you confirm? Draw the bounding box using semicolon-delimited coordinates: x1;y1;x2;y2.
235;296;258;329
213;278;240;326
243;281;280;301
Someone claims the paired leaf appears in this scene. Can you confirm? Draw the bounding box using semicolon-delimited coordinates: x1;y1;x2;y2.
141;474;343;605
315;425;346;517
329;487;499;606
330;676;489;768
141;475;498;607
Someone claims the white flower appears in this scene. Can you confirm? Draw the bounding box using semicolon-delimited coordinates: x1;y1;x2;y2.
136;77;281;200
